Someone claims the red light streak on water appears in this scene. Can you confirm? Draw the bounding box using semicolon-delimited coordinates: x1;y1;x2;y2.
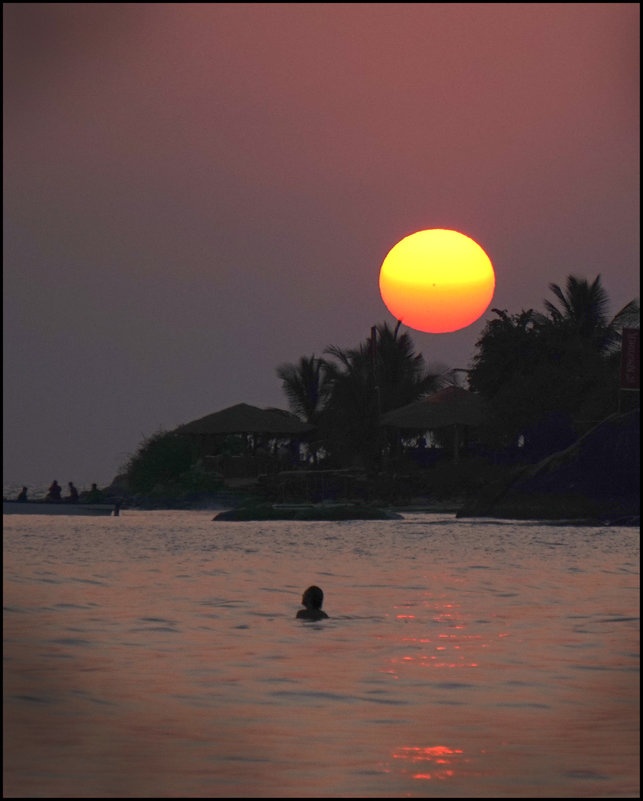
383;594;490;673
392;745;469;782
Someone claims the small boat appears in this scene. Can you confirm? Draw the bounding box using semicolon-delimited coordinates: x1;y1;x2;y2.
3;500;119;516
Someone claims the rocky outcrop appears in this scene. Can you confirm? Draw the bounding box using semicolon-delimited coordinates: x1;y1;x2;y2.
213;503;402;521
457;409;639;523
102;473;131;496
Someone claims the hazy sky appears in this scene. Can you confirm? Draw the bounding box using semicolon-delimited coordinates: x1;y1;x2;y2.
4;3;639;488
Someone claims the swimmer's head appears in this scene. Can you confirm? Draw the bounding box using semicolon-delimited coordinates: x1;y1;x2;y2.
301;585;324;610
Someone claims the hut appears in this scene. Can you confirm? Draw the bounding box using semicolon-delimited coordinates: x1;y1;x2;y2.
380;386;485;462
175;403;314;479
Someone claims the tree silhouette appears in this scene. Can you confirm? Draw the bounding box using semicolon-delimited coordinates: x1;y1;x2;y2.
320;322;443;468
542;274;639;352
276;355;333;465
470;275;639;458
276;355;331;425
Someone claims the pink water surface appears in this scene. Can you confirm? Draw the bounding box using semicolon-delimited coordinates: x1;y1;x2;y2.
3;511;639;797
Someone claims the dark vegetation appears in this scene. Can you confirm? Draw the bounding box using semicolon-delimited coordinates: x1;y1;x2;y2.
458;408;640;522
469;276;638;458
113;275;639;513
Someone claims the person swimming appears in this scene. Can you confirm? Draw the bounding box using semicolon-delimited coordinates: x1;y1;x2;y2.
296;585;329;621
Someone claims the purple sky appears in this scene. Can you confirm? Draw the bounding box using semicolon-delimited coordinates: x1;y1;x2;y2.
4;3;639;489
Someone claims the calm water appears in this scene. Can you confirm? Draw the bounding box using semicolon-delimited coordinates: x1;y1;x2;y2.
3;511;639;798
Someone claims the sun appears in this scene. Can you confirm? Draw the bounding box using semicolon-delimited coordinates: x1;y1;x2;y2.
379;229;495;333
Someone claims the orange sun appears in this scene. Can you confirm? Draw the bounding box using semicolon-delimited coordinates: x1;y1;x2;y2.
379;229;495;333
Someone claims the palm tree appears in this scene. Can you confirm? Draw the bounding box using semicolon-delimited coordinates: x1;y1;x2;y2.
276;355;332;464
322;322;444;468
321;340;376;467
543;274;639;351
469;277;639;453
372;321;441;412
276;355;331;424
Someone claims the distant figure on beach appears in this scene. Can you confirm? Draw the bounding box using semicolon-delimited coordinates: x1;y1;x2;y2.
16;486;28;502
296;585;329;621
67;482;79;503
46;480;62;502
86;483;103;503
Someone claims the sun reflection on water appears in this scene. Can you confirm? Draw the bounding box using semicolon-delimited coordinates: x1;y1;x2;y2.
384;595;487;675
392;744;472;781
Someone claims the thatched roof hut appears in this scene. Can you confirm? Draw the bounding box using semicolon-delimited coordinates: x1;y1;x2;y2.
175;403;314;479
380;386;485;462
176;403;314;436
380;386;485;430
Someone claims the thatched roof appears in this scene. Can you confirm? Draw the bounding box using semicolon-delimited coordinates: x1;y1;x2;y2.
176;403;314;436
380;386;485;430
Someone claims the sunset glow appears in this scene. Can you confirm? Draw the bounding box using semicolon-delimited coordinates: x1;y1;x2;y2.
392;745;466;782
379;229;495;333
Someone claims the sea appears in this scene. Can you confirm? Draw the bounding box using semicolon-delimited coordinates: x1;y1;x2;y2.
3;508;640;798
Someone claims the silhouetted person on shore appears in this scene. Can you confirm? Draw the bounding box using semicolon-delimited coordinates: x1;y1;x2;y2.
296;585;329;621
16;486;28;502
46;480;62;502
67;482;79;503
86;483;103;503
